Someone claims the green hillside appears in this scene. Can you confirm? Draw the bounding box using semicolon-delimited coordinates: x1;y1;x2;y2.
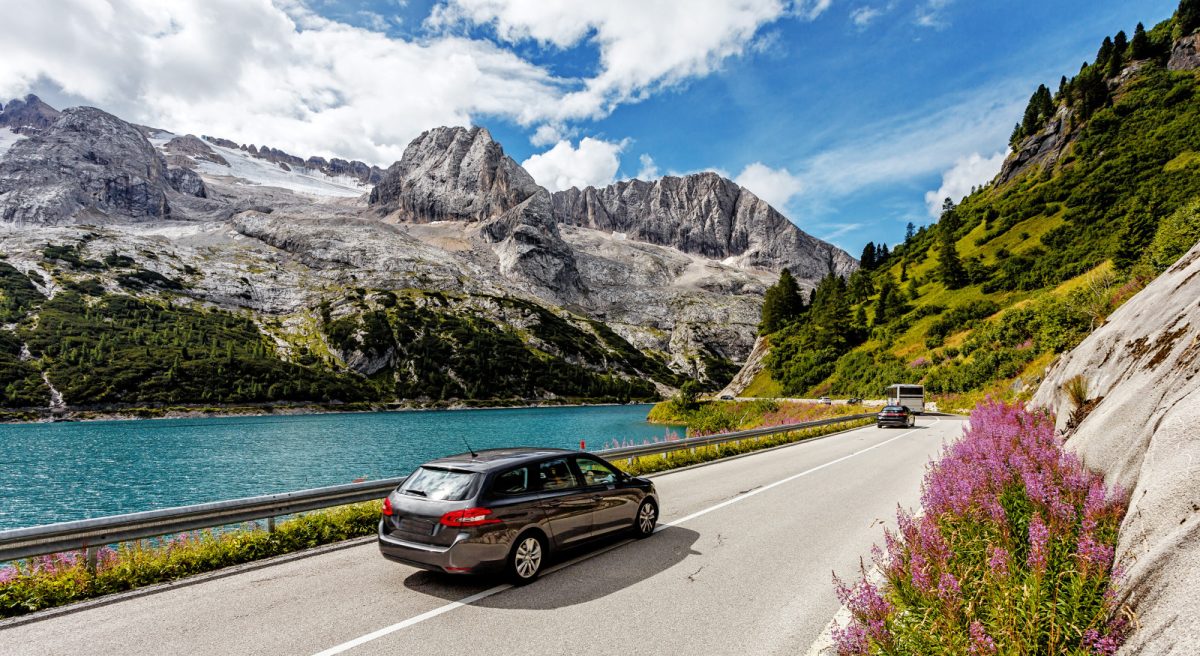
751;6;1200;408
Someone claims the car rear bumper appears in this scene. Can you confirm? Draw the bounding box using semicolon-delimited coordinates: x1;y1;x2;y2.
377;521;509;574
876;417;912;427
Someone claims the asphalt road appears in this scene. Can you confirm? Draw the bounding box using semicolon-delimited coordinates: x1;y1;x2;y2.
1;417;964;656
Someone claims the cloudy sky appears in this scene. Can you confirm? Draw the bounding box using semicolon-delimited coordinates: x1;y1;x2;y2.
0;0;1177;254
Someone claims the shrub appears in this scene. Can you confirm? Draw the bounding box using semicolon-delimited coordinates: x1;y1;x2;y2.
1149;197;1200;270
831;401;1128;655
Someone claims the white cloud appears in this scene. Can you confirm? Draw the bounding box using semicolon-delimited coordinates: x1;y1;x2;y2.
430;0;796;122
0;0;581;165
734;162;804;210
850;6;882;28
793;0;833;21
636;154;660;180
923;150;1006;218
521;137;626;192
530;124;564;147
915;0;954;28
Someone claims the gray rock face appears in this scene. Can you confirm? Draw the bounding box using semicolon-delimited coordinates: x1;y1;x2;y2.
370;126;542;221
1032;242;1200;655
164;135;229;167
167;166;206;198
0;107;172;225
370;126;582;296
0;94;61;134
551;173;856;279
997;106;1072;186
1169;33;1200;71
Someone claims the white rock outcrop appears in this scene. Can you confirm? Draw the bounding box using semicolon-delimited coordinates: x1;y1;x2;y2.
1032;240;1200;654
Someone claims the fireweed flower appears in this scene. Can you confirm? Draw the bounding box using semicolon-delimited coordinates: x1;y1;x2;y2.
1028;513;1050;574
969;621;998;656
987;545;1010;576
936;572;961;606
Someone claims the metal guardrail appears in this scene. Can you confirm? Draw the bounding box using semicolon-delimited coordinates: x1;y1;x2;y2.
0;412;875;563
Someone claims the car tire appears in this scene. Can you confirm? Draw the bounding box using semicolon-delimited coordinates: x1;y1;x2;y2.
633;498;658;538
506;532;546;585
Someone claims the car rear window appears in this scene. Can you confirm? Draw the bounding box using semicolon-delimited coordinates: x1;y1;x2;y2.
400;467;478;501
882;406;906;412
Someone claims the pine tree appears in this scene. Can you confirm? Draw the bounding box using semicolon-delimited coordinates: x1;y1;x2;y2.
1056;75;1068;100
1113;198;1158;272
905;222;916;242
874;276;897;327
1114;30;1128;56
906;277;920;301
937;200;968;289
1107;42;1124;78
759;268;803;334
878;243;890;263
1096;36;1114;69
859;242;877;270
1179;0;1200;36
900;260;908;282
1131;22;1149;59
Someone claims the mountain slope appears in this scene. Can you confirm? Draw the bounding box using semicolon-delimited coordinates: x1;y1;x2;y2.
735;10;1200;404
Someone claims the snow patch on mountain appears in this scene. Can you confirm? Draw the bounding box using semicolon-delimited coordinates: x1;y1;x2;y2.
0;128;26;158
194;143;372;198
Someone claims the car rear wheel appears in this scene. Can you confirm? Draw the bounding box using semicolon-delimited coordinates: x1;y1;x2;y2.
507;533;546;584
633;499;658;538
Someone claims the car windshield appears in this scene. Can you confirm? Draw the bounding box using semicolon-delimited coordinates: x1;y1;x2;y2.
400;467;478;501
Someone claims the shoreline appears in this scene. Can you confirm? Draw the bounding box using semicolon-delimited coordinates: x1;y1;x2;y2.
0;398;661;426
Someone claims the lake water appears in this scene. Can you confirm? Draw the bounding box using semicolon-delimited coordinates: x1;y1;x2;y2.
0;405;682;531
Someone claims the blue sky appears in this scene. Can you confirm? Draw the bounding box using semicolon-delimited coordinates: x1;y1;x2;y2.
0;0;1178;256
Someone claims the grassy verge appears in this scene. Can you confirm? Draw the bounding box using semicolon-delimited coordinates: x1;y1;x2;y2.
612;416;874;477
646;398;864;435
831;400;1129;654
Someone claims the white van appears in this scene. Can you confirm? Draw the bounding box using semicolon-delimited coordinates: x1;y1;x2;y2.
886;384;925;414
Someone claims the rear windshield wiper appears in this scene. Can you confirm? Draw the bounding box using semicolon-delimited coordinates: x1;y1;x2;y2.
403;489;427;497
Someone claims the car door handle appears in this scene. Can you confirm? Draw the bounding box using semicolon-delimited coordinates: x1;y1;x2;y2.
545;500;562;507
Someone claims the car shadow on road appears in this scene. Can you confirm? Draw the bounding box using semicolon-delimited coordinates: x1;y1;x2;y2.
399;525;702;610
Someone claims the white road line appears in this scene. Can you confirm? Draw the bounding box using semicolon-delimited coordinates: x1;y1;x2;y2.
309;418;940;656
658;418;939;530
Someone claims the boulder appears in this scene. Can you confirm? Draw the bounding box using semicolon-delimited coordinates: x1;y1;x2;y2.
1032;240;1200;654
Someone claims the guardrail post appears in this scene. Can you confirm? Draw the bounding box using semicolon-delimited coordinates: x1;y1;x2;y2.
84;545;97;573
267;516;276;533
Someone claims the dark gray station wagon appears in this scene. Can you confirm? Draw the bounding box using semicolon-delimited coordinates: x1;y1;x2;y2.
378;448;659;583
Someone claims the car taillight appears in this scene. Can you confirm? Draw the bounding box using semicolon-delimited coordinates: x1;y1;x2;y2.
439;507;501;527
382;497;394;516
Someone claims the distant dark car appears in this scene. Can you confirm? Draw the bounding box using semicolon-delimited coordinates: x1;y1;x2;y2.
877;405;916;428
848;397;863;404
378;448;658;583
719;394;735;400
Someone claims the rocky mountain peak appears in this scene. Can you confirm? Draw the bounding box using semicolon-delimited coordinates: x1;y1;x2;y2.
0;105;177;225
550;172;857;279
369;126;541;221
0;94;61;134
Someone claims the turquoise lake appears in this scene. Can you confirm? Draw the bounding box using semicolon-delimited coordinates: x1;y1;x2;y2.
0;405;682;531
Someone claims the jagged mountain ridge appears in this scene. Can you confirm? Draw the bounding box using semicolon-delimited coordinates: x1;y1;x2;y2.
0;97;854;412
551;174;857;279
